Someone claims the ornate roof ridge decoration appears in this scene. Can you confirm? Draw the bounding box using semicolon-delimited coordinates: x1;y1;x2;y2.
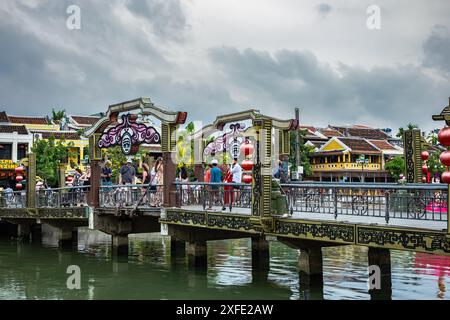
432;97;450;125
191;108;298;140
85;97;187;137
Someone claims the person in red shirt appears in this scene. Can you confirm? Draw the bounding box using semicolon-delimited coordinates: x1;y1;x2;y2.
222;164;233;210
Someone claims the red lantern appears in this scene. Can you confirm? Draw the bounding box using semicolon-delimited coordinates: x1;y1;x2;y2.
15;166;24;174
438;127;450;147
242;174;253;184
441;171;450;184
241;159;254;171
421;151;429;161
15;183;23;190
240;142;254;157
440;151;450;167
16;175;23;182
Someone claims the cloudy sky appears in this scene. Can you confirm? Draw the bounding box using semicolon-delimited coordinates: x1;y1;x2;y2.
0;0;449;133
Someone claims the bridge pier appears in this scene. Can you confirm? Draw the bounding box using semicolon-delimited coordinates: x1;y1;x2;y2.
30;224;42;242
59;226;78;247
17;223;31;241
368;247;392;300
112;235;129;256
187;241;207;268
170;237;186;257
251;237;270;271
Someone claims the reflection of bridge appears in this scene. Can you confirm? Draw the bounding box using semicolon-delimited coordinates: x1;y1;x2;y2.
1;97;450;299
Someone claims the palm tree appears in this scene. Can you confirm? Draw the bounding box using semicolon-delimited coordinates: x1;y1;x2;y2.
396;123;419;138
51;108;66;123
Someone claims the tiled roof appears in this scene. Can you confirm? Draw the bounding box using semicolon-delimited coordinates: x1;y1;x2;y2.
71;115;99;125
339;137;380;153
38;131;81;140
0;125;29;135
318;129;343;137
369;140;397;150
9;116;49;125
330;126;389;140
0;112;9;123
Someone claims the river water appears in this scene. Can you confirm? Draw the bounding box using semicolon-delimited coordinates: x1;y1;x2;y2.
0;227;448;300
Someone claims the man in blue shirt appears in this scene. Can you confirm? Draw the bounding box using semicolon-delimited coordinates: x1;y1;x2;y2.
208;159;222;209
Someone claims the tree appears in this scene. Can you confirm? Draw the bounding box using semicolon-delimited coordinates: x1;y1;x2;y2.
289;129;313;177
51;108;66;123
102;146;127;184
396;123;419;138
385;156;405;181
32;137;75;187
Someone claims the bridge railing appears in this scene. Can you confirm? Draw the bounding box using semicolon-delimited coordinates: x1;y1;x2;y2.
175;182;252;212
0;191;26;208
99;183;164;208
280;182;448;223
36;186;90;208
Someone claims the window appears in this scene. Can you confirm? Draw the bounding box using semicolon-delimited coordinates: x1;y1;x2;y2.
18;144;28;160
0;144;12;160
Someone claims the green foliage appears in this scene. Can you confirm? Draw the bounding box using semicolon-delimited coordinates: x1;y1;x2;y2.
385;156;405;181
102;146;127;183
396;123;419;138
289;129;313;177
51;108;66;123
427;151;445;177
32;137;75;187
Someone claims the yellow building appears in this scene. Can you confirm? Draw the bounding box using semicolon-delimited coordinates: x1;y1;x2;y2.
8;115;59;131
310;137;390;182
31;130;89;171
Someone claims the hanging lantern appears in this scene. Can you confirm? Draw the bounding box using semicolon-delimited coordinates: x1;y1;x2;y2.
438;127;450;147
421;151;429;161
241;159;254;171
240;142;254;157
15;183;23;190
242;174;253;184
15;166;24;174
422;165;428;175
16;175;23;182
439;151;450;167
441;171;450;184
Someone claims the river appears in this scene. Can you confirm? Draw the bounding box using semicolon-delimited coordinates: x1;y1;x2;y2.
0;226;448;300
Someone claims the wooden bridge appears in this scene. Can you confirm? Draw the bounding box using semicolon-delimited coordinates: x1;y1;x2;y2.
1;97;449;298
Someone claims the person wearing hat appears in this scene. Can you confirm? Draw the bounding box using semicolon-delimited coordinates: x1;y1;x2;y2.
208;159;223;209
119;158;136;185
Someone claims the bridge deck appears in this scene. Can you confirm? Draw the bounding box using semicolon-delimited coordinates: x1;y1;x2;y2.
181;205;447;231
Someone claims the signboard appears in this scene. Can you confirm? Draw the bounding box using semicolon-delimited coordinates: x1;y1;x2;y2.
98;114;161;156
0;160;18;170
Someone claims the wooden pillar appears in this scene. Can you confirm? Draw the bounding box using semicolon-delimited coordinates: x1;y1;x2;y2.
89;159;101;208
26;153;36;208
162;123;178;208
58;165;66;188
368;247;392;300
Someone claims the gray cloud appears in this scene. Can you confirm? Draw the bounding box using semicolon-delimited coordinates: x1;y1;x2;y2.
0;1;449;135
423;24;450;76
208;46;449;131
317;3;332;17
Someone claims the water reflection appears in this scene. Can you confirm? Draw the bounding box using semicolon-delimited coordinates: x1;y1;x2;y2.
0;227;448;300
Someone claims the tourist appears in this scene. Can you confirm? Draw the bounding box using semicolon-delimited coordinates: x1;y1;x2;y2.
119;159;136;185
141;163;155;206
101;160;113;186
179;165;190;204
208;159;223;209
151;157;163;206
204;163;212;183
222;163;233;211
